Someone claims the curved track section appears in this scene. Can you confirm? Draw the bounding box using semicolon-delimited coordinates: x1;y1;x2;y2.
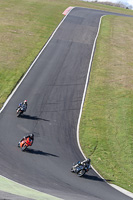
0;7;132;200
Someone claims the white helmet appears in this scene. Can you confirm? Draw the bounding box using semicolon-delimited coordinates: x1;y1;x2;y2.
24;100;27;104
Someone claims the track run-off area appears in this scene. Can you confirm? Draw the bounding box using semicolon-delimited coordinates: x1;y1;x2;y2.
0;7;133;200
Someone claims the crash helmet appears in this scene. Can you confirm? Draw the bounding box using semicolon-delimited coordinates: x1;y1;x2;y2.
29;133;34;139
77;161;81;165
87;158;91;164
24;100;27;105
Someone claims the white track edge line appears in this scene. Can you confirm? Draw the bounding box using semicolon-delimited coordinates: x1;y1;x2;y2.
0;6;74;198
76;14;105;162
76;14;133;198
0;6;132;198
0;7;74;114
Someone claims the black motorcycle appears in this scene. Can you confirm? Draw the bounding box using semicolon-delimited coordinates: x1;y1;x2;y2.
71;162;91;177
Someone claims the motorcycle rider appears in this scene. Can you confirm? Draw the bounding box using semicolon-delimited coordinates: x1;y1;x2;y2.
74;158;91;169
18;133;34;148
17;100;27;112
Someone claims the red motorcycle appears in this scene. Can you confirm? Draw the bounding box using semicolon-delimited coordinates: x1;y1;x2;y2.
18;137;33;151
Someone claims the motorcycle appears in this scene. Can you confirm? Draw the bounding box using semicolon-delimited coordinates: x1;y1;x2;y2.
71;162;91;177
18;138;32;151
16;107;24;117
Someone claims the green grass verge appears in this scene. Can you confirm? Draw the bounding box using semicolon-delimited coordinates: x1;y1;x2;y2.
0;0;133;195
79;15;133;193
0;175;62;200
0;0;133;108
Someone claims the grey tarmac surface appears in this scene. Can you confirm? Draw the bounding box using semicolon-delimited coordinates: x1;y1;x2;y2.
0;190;34;200
0;7;133;200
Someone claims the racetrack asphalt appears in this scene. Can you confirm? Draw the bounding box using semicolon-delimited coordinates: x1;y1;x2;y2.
0;7;133;200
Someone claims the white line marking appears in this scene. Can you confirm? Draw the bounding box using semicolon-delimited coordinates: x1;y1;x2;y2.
76;13;133;198
76;14;105;161
111;184;133;198
0;5;74;198
0;7;74;114
0;6;132;198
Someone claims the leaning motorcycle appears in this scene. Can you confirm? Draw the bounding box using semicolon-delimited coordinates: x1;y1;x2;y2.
71;163;91;177
18;138;31;151
16;107;24;117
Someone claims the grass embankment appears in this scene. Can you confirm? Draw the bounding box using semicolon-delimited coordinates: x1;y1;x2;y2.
0;0;133;108
0;0;133;194
79;15;133;192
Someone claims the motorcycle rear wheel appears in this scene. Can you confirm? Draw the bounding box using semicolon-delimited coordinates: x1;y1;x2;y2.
77;169;86;177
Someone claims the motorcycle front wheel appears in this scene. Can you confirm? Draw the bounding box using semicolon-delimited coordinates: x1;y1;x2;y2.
77;169;86;177
21;144;27;151
17;110;22;117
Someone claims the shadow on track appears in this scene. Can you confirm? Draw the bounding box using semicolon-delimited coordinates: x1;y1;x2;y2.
20;114;49;122
25;148;59;157
83;174;112;182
